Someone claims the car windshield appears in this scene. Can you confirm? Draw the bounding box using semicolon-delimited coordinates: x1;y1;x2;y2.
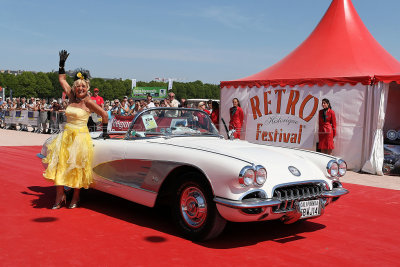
127;108;219;138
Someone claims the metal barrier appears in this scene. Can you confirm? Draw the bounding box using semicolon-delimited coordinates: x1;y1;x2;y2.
1;110;102;134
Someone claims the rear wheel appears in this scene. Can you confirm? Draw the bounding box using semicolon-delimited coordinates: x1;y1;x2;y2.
172;172;226;241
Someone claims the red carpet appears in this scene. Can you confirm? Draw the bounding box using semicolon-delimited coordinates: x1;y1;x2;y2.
0;146;399;266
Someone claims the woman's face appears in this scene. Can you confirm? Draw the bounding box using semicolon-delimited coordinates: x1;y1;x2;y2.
74;81;88;99
232;99;238;107
322;101;329;109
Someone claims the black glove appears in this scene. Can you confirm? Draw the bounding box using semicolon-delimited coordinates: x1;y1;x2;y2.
59;50;69;74
102;124;110;139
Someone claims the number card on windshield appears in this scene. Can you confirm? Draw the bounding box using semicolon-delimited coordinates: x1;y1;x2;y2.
142;114;157;130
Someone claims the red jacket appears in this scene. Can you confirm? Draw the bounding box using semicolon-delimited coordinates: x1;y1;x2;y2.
229;106;244;138
318;108;336;150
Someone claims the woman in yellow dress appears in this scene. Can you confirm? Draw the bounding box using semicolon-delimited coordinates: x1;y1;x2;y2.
43;50;109;209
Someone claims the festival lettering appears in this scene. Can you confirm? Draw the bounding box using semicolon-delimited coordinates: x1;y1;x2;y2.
249;89;319;145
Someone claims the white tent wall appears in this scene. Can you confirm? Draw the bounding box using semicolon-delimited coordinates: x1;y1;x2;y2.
362;82;389;175
220;83;371;171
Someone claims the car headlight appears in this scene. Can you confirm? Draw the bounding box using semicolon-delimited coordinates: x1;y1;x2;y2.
255;166;267;186
337;159;347;177
238;165;267;187
327;159;339;178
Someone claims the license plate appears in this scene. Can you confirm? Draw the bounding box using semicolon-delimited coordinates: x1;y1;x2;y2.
299;199;321;218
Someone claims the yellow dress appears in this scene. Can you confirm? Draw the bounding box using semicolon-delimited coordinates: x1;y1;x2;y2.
43;106;94;189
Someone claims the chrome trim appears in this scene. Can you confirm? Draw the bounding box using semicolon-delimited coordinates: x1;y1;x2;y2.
326;159;339;179
214;184;347;211
36;153;45;159
337;159;347;177
238;164;267;187
254;165;267;186
180;186;207;228
272;182;327;213
271;180;329;193
214;197;281;209
321;187;349;197
239;189;267;200
238;166;255;187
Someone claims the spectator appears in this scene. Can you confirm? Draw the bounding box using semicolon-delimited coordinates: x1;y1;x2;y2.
198;101;211;115
104;100;111;110
195;101;211;129
131;100;141;115
179;98;186;108
48;99;61;133
39;98;50;134
111;99;120;116
154;100;160;107
91;88;104;108
207;99;213;112
166;92;180;107
128;98;135;113
146;94;155;108
0;96;3;106
139;99;146;111
318;98;337;155
119;96;130;116
18;97;28;131
229;98;244;139
104;102;112;120
28;97;38;132
210;101;220;130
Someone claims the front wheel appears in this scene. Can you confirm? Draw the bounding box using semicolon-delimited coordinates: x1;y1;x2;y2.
172;172;226;241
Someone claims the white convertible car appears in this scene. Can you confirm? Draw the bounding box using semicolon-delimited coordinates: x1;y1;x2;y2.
39;107;348;240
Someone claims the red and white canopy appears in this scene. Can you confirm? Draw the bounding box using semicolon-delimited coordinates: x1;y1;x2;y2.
221;0;400;88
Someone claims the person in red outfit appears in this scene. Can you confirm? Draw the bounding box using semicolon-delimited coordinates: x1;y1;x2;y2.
229;98;244;139
318;98;336;155
90;88;104;109
210;101;219;130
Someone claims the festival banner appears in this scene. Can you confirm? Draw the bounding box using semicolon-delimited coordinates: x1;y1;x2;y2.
109;115;135;132
245;87;319;148
132;79;137;90
132;87;167;100
168;79;173;90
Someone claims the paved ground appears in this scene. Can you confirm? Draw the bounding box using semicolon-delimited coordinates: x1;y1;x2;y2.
1;128;399;190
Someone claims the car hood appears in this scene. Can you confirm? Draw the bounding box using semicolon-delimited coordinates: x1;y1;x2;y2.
149;137;326;182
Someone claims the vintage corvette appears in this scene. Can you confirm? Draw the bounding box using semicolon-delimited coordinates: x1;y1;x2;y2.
38;107;348;240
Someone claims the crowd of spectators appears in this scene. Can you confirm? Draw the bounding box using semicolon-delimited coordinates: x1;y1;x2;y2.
0;89;219;133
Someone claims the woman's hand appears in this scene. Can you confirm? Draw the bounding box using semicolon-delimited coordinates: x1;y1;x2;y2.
59;50;70;68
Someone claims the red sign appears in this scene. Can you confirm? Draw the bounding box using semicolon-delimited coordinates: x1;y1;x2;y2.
110;115;134;132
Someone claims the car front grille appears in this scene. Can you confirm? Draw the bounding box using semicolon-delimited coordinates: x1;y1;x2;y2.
272;182;326;213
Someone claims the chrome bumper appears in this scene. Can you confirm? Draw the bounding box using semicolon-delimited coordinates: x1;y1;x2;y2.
214;187;349;209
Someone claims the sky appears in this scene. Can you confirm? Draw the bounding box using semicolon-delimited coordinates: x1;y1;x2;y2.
0;0;399;84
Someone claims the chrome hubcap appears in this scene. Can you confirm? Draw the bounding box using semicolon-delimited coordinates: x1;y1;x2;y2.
180;186;207;228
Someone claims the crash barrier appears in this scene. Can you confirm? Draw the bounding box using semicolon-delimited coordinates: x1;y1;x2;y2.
2;110;102;133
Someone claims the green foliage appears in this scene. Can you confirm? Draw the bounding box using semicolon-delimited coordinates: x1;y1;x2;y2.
0;71;220;101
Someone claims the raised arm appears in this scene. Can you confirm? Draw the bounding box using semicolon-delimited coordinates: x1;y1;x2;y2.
58;50;72;97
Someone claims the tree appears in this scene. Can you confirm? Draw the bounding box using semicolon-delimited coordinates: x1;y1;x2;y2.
35;72;54;98
15;72;37;97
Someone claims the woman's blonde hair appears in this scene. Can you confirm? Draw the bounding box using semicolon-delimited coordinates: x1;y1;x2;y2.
72;79;90;91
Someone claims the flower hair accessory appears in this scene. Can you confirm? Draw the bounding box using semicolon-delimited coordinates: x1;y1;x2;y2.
74;71;88;81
